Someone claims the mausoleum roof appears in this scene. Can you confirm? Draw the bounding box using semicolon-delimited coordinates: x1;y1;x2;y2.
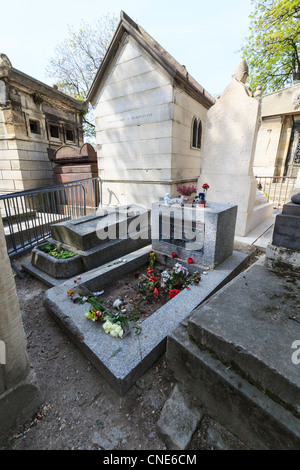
87;11;215;109
0;54;85;110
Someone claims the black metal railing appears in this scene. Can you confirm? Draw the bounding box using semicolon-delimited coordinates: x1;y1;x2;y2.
255;175;297;208
1;177;102;260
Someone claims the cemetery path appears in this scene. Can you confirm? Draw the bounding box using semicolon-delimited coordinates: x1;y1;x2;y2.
1;247;258;451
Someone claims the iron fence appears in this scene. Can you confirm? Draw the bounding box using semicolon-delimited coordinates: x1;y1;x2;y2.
1;177;102;263
255;175;297;209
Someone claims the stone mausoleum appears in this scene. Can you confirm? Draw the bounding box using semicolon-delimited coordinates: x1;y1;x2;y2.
253;81;300;178
0;54;85;196
87;11;215;208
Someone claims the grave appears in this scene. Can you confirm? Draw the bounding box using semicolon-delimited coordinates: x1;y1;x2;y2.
43;198;248;395
265;193;300;271
164;195;300;449
24;204;151;285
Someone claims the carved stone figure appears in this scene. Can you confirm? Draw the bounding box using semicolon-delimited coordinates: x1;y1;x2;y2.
0;54;12;70
233;59;254;97
233;59;249;84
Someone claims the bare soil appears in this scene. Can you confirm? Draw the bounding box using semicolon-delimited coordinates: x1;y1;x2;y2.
0;244;260;451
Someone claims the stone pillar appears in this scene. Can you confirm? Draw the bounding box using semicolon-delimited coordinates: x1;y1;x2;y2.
0;215;42;441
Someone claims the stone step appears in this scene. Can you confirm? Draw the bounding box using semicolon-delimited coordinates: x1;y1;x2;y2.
1;208;37;227
4;213;68;252
186;258;300;417
167;322;300;450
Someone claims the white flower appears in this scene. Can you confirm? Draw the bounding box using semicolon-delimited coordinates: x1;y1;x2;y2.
161;270;170;280
102;320;123;338
103;320;112;333
174;263;188;275
113;299;122;309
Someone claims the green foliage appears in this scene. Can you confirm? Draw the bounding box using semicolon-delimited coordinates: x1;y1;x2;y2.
41;243;76;259
241;0;300;93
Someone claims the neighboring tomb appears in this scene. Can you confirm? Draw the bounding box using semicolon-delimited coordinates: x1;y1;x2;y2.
0;54;84;196
265;193;300;271
254;82;300;178
198;60;273;237
27;204;151;284
49;143;98;208
87;11;215;208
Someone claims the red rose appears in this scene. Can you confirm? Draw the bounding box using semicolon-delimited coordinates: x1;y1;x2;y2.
154;287;159;298
147;268;154;274
202;183;209;190
168;289;181;300
188;257;193;264
150;276;158;282
172;252;177;258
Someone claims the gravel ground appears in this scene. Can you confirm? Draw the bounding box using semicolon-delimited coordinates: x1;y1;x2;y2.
1;245;259;451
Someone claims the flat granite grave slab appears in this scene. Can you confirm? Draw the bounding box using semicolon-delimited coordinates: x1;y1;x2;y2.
51;204;150;251
187;256;300;417
44;246;248;395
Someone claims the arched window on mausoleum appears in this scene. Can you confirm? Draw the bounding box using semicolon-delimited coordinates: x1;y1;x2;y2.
191;117;202;149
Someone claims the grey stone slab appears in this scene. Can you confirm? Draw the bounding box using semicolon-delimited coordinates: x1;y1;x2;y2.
22;261;68;287
187;257;300;416
43;247;248;395
167;323;300;450
151;201;237;268
51;205;150;251
282;202;300;217
265;243;300;271
272;212;300;251
157;384;204;450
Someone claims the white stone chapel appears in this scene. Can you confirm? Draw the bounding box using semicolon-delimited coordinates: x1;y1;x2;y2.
87;11;215;208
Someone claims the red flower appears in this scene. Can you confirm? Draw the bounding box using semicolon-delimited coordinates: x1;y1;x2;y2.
188;257;194;264
202;183;209;190
186;286;190;290
150;276;157;282
168;289;181;300
147;268;154;274
154;287;159;298
172;252;177;258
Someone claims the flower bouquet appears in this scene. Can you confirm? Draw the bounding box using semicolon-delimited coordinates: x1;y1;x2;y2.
176;184;197;204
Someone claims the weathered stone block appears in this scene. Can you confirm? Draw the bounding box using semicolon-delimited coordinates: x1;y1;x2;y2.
272;202;300;251
151;201;237;267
